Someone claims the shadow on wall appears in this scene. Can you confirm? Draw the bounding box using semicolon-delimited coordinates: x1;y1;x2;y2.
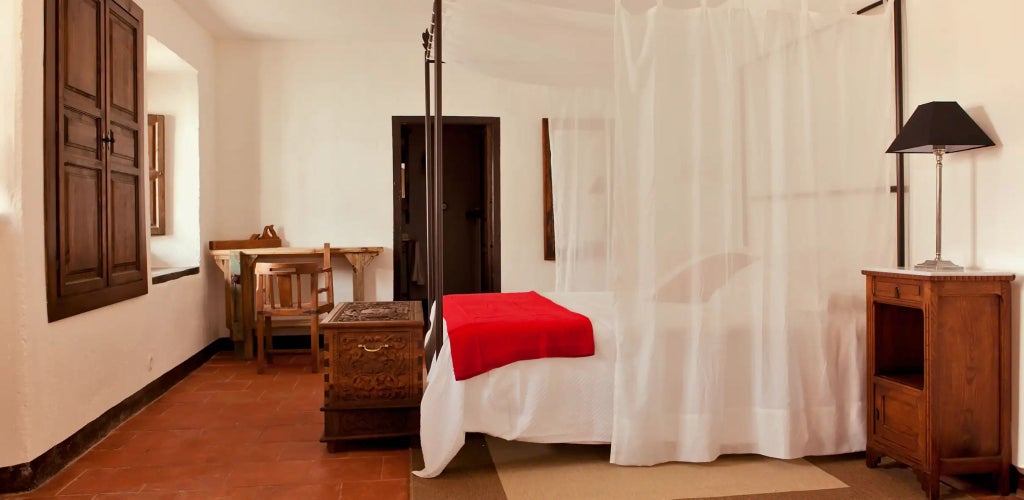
963;105;999;270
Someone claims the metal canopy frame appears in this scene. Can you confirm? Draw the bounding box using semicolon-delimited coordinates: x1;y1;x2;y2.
858;0;907;267
419;0;907;355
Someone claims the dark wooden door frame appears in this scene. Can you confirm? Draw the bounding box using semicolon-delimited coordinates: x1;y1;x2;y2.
391;116;501;298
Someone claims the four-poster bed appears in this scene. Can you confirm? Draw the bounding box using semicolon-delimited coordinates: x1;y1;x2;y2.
419;0;908;360
416;0;907;480
417;2;618;480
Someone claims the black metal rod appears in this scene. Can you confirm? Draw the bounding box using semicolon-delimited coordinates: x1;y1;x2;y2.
855;0;883;15
432;0;445;344
424;56;434;310
856;0;907;267
893;0;906;267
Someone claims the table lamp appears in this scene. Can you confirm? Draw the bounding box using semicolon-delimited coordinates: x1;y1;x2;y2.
886;101;994;271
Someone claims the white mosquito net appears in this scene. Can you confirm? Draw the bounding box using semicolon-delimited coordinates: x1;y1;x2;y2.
441;0;896;465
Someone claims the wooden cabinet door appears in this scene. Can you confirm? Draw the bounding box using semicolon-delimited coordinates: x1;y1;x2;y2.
105;0;146;286
57;0;107;296
873;382;925;463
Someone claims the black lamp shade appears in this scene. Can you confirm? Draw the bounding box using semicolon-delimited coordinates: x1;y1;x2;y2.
886;101;994;154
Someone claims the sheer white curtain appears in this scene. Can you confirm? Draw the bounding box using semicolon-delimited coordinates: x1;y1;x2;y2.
443;0;896;465
443;0;617;291
609;0;895;464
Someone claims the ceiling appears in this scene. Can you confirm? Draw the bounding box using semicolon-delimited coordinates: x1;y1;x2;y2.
174;0;880;41
172;0;626;42
174;0;434;41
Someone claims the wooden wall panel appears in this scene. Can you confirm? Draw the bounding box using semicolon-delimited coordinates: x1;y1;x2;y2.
933;294;1001;457
63;0;102;107
61;165;105;294
109;172;141;280
107;9;137;118
64;110;102;156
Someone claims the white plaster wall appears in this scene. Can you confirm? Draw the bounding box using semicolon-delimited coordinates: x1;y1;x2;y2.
903;0;1024;465
211;43;262;242
146;63;202;268
0;0;221;467
0;0;31;467
215;39;557;301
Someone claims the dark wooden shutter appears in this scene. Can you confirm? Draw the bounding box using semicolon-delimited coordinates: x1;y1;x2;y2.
45;0;147;321
55;0;107;297
105;0;145;286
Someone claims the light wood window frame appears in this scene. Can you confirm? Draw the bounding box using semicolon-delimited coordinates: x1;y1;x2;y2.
147;114;166;235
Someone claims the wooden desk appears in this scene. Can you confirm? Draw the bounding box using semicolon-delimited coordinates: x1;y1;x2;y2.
210;246;383;357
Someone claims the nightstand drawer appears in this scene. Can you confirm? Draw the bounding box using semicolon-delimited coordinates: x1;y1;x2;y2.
326;331;419;404
874;279;922;303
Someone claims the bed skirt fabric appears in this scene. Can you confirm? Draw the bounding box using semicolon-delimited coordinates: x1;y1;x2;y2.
416;289;870;477
415;292;615;478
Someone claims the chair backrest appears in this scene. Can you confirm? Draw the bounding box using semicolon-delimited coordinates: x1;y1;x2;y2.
254;243;335;316
320;243;335;312
254;262;321;315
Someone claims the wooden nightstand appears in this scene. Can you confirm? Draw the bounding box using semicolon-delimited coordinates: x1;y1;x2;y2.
862;268;1014;499
319;301;424;451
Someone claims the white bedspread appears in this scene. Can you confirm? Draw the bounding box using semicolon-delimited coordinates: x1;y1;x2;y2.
415;292;615;478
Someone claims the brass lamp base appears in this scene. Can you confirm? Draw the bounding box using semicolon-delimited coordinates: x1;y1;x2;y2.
914;259;964;272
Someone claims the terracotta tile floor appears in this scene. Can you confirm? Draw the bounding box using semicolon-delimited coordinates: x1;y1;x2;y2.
7;353;410;500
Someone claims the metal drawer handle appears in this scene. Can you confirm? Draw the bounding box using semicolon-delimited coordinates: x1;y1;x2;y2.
358;343;390;353
894;286;900;298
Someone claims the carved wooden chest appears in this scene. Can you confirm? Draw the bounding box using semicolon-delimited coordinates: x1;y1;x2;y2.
320;301;424;450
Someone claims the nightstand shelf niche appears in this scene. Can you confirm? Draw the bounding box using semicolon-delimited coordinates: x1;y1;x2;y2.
863;269;1014;499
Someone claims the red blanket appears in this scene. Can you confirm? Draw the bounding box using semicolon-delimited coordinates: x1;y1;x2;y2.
444;292;595;381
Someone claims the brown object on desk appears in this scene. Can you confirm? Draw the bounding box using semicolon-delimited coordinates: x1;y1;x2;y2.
210;245;384;358
254;243;335;373
320;301;423;450
863;268;1014;499
208;225;283;250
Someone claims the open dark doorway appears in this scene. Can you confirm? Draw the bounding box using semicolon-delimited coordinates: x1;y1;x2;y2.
392;116;500;304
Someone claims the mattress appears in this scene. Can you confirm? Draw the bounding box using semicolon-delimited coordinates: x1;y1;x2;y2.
415;291;615;478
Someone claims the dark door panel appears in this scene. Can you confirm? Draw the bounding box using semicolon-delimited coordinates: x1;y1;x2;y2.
392;117;500;302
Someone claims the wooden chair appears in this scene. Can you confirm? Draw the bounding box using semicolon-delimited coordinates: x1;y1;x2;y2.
254;243;335;373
